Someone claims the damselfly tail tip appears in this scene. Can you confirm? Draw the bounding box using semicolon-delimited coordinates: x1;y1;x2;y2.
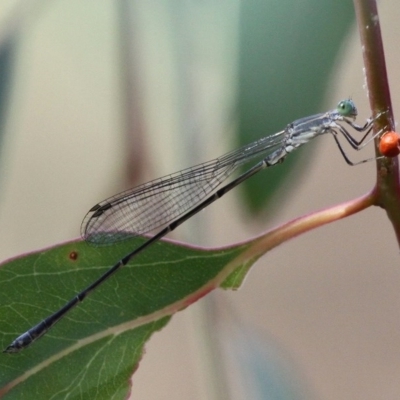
3;341;21;354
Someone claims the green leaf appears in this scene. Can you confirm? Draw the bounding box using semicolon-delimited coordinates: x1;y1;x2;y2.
237;0;355;212
0;237;255;399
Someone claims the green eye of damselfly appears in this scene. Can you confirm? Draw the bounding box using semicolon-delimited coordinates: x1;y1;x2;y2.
337;99;357;118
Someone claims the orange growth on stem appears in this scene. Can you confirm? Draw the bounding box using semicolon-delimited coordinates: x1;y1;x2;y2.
379;131;400;157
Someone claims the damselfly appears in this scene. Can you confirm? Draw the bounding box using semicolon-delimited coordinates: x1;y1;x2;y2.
4;99;385;353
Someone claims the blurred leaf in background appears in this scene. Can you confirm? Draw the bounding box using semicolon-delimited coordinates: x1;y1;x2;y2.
238;0;354;213
0;34;16;166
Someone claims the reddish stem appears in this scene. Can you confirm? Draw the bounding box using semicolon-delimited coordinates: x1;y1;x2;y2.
353;0;400;246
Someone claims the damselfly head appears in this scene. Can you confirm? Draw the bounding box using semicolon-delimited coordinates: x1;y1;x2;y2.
337;99;358;119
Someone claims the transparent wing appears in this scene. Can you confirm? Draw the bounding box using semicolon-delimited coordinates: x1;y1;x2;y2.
82;130;286;245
